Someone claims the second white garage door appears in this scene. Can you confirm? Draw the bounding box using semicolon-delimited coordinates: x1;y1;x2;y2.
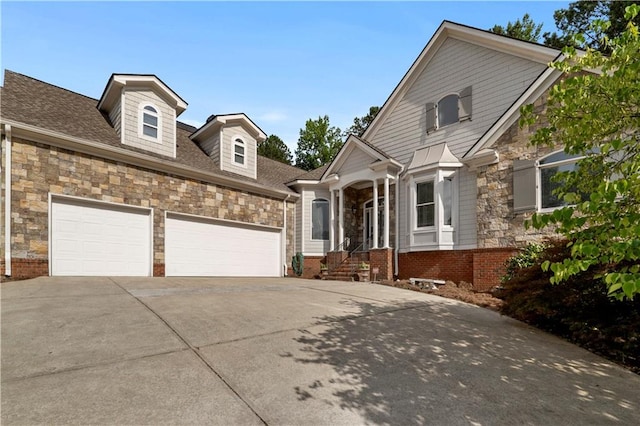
165;213;282;277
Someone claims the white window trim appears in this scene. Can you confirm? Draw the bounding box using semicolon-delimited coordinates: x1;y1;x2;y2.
412;175;436;231
535;150;584;212
436;93;460;129
138;102;162;143
231;135;247;168
440;171;457;229
311;198;330;241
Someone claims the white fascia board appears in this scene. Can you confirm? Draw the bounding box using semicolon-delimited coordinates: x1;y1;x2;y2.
191;113;266;143
3;119;298;200
462;149;499;171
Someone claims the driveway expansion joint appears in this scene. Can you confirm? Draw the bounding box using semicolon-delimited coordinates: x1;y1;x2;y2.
107;278;268;425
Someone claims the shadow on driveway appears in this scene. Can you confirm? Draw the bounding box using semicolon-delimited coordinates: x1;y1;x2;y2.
286;299;639;425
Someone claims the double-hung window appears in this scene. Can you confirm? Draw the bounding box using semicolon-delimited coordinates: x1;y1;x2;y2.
416;181;435;228
233;138;245;165
139;104;161;141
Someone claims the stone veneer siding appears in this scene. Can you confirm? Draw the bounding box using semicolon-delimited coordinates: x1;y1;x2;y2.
475;90;559;249
2;138;296;278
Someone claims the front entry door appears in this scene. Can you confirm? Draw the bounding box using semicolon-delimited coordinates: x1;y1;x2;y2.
363;198;384;250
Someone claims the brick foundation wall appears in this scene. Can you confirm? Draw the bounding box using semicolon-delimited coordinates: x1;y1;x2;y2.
299;255;324;279
398;247;518;292
369;248;393;281
3;259;49;279
153;264;165;277
472;249;518;291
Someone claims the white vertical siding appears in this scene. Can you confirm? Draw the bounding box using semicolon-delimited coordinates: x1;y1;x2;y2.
122;88;176;157
302;187;330;255
221;124;257;179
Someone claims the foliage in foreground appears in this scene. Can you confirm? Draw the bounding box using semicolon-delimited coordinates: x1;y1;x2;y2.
499;240;640;373
521;4;640;300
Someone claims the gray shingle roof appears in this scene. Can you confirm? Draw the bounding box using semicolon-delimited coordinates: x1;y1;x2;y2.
1;70;304;195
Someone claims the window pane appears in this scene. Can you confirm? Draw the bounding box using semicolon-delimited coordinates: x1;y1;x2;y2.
438;95;459;127
417;205;434;227
143;113;158;127
416;181;434;204
541;162;575;208
143;125;157;138
443;177;452;226
144;105;157;113
235;144;245;155
234;154;244;164
312;200;329;240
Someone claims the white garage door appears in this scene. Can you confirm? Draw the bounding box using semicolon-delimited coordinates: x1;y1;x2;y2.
165;213;281;277
51;197;152;276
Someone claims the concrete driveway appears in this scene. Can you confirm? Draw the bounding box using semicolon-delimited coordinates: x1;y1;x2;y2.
1;277;639;425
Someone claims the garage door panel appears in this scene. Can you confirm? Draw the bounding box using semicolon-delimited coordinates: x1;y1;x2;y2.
51;198;151;276
166;215;281;277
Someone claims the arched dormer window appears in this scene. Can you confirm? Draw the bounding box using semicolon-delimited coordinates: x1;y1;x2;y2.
437;94;459;128
233;137;245;165
425;86;472;133
139;103;162;142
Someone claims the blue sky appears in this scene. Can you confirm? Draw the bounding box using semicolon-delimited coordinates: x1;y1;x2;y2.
1;1;569;153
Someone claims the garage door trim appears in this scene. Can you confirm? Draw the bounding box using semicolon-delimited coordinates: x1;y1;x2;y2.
165;211;282;232
48;193;154;276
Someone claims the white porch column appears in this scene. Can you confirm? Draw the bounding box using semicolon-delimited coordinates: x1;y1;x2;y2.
383;176;390;248
338;187;344;248
372;179;379;249
329;189;336;251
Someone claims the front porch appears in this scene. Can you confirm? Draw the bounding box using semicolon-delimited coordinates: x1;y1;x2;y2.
324;180;397;282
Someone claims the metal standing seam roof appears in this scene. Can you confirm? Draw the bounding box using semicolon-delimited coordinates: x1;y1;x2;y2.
0;70;304;194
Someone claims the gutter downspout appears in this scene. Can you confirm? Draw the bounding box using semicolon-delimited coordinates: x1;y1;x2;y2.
3;124;12;276
283;194;290;277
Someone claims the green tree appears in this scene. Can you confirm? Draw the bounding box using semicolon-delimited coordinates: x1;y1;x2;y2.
294;115;343;171
344;106;380;137
521;4;640;300
490;13;544;42
258;134;292;165
543;1;640;51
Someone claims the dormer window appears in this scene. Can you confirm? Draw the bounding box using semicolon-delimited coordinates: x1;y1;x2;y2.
425;86;472;133
139;103;162;142
233;138;245;165
437;94;459;128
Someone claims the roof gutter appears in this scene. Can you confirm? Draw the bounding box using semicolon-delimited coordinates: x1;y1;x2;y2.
2;119;298;201
2;124;12;276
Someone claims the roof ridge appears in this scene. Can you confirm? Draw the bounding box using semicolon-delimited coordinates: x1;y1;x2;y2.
4;69;101;103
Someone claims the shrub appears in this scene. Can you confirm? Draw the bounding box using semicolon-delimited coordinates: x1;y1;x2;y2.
501;242;547;283
500;239;640;373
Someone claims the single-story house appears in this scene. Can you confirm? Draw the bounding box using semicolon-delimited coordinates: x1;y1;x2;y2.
1;21;571;289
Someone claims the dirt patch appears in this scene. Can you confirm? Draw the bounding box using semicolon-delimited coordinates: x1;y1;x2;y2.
379;279;503;311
